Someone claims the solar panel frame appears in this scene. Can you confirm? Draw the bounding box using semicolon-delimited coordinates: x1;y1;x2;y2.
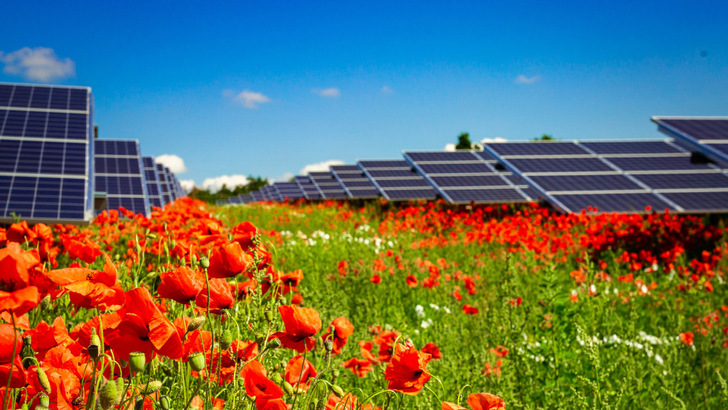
653;117;728;168
308;171;348;199
330;165;381;199
142;156;164;208
294;175;323;200
357;159;438;201
94;139;151;216
0;83;95;223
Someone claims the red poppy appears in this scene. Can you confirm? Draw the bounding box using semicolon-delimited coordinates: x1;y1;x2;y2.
373;330;399;362
422;342;442;360
231;221;259;251
383;342;431;394
321;316;354;355
462;304;479;315
158;266;205;304
370;274;381;285
5;221;37;244
680;331;694;346
241;360;284;406
0;323;22;365
0;242;32;291
0;355;26;388
0;286;40;317
271;305;321;353
45;254;125;310
195;278;235;313
106;287;183;362
406;275;418;287
442;402;467;410
208;242;253;279
467;393;506;410
285;355;317;391
343;357;374;378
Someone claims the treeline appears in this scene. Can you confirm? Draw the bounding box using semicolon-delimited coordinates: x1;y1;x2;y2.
187;176;269;203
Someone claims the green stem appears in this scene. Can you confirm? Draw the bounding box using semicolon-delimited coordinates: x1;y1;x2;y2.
3;314;19;410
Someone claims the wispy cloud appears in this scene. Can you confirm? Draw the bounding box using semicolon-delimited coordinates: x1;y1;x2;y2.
0;47;75;82
515;75;541;85
225;89;271;109
312;87;341;98
179;179;196;193
201;175;250;193
154;154;188;174
299;160;345;175
381;86;394;94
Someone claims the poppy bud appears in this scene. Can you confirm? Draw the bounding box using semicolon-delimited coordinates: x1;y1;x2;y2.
99;380;117;410
34;406;48;410
283;381;295;395
21;336;34;368
19;404;28;410
37;366;51;394
129;352;146;373
160;396;171;410
330;384;345;398
200;257;209;268
189;352;205;372
141;380;162;395
41;295;51;310
324;340;333;352
135;241;142;255
146;232;157;241
254;334;266;346
191;253;198;266
220;330;233;350
266;338;281;350
39;394;49;407
187;316;206;332
272;373;283;384
134;397;144;410
115;378;126;404
89;329;101;360
264;311;274;323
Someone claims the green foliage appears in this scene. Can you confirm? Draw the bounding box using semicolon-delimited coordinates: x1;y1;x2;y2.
188;175;268;203
455;132;474;150
534;134;554;141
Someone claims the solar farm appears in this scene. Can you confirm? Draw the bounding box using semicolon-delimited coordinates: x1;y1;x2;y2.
0;83;185;224
223;117;728;214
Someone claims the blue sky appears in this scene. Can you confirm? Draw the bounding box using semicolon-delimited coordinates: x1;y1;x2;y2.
2;1;727;190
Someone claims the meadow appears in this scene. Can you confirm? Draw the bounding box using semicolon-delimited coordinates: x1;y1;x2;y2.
1;198;727;409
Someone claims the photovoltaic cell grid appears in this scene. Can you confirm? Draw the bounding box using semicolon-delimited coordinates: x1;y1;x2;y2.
250;191;264;202
357;160;437;201
403;151;533;204
653;117;728;167
330;165;380;198
155;164;172;204
95;140;150;216
294;175;322;200
481;141;676;214
308;171;348;199
142;157;165;208
274;182;305;200
0;83;94;222
163;167;177;202
581;139;728;213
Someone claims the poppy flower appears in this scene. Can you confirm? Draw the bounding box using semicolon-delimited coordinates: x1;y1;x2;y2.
45;254;125;311
422;342;442;360
0;355;26;388
105;287;183;362
343;357;373;378
321;316;354;355
383;342;431;394
208;242;253;279
231;221;259;251
406;275;418;287
285;355;317;391
0;286;40;318
158;266;205;304
462;304;479;315
195;278;235;314
241;360;284;405
466;393;506;410
0;324;22;364
0;242;32;291
271;305;321;353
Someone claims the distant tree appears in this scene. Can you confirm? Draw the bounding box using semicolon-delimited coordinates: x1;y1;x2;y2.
535;134;554;141
455;132;474;150
188;175;269;203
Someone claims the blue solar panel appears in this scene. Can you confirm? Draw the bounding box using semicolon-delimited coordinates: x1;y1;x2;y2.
431;175;512;187
308;171;348;199
274;182;305;200
443;188;530;203
405;151;482;162
551;193;675;214
358;159;437;201
156;163;172;204
366;169;419;178
484;142;590;157
580;140;682;155
330;164;380;199
358;160;410;168
529;174;643;192
142;157;164;208
661;191;728;212
654;117;728;167
294;175;323;199
417;162;494;174
95;140;150;216
633;173;728;190
507;157;614;173
0;83;94;223
605;156;710;172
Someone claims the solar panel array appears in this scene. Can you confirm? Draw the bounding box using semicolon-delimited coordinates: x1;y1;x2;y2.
0;83;94;223
273;182;305;200
308;171;348;199
653;117;728;167
295;175;323;200
330;165;380;199
403;151;533;204
142;156;164;208
0;82;186;223
358;160;438;201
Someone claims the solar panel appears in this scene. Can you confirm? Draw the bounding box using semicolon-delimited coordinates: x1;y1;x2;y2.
274;182;305;200
164;167;177;202
357;159;437;201
142;157;164;208
308;171;348;199
330;165;381;199
294;175;322;200
250;191;264;202
403;151;532;204
155;163;172;205
94;140;150;216
653;117;728;167
551;193;675;214
0;83;95;223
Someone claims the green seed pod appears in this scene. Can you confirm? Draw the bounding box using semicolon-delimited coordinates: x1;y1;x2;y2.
282;381;295;395
41;295;51;311
33;406;48;410
146;232;157;241
160;396;171;410
134;397;144;410
190;253;198;266
135;241;142;255
21;336;34;368
220;330;233;350
36;366;51;394
200;257;209;268
189;352;205;372
187;316;206;333
89;329;101;361
39;393;49;408
264;311;274;323
141;380;162;395
271;373;283;384
330;384;345;398
324;340;333;353
115;378;126;405
99;380;117;410
129;352;146;373
19;404;28;410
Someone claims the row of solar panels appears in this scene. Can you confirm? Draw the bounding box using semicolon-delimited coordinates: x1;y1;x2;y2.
221;117;728;214
0;82;186;224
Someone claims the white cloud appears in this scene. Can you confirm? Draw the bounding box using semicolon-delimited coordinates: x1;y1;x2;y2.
201;175;250;193
275;172;295;182
299;160;345;175
179;179;196;193
312;88;341;98
231;89;271;109
155;154;188;174
515;75;541;85
0;47;75;82
444;144;456;152
381;86;394;94
480;137;508;144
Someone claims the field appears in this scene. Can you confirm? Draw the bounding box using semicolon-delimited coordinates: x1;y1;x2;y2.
1;198;727;409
